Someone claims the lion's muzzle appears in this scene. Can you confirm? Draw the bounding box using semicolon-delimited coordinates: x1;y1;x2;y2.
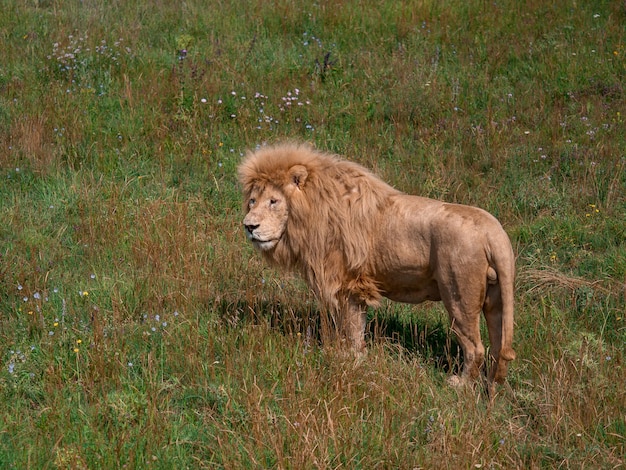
244;223;259;238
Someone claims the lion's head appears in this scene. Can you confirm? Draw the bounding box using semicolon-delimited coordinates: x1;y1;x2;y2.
242;183;289;251
238;144;312;256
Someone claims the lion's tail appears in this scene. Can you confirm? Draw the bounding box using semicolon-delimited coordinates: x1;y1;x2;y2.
493;242;516;364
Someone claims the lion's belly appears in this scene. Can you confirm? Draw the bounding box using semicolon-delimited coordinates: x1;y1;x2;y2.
378;273;442;304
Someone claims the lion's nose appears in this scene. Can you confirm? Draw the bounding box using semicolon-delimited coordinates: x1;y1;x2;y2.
245;223;259;234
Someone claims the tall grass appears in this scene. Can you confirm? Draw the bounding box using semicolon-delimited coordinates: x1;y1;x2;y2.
1;0;624;468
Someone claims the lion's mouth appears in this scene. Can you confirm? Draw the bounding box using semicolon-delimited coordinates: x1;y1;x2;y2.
248;235;279;250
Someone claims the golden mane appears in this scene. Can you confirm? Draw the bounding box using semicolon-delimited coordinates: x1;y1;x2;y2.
238;143;399;306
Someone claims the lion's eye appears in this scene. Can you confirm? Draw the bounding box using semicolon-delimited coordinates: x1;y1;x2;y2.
270;199;277;205
249;198;256;206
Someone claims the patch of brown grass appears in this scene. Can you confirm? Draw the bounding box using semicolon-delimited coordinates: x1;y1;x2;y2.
519;266;611;296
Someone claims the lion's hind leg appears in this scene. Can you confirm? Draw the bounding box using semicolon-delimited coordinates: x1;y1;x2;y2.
441;296;485;385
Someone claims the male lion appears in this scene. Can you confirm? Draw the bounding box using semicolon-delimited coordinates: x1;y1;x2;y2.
238;143;515;385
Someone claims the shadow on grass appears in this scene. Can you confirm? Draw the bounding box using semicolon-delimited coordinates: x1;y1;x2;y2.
214;297;461;375
370;307;462;375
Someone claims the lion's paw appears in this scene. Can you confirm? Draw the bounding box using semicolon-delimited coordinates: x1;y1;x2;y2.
446;375;467;388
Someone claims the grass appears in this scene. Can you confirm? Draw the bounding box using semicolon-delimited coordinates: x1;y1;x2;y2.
1;0;625;468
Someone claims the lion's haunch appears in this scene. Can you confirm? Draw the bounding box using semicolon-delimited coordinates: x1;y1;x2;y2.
238;143;516;387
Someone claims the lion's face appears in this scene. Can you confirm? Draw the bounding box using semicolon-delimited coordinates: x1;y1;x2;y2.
243;184;289;251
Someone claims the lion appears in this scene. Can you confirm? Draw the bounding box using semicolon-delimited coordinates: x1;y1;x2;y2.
238;143;516;386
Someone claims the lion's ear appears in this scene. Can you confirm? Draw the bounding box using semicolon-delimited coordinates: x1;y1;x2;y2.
289;165;308;189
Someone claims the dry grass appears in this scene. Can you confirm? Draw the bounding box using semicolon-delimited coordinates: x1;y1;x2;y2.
520;266;612;295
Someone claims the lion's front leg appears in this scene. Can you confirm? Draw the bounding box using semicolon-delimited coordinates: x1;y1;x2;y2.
339;294;368;352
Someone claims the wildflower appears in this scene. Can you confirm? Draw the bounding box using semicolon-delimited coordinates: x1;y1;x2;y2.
128;362;133;367
73;347;79;353
77;339;82;344
33;292;41;300
201;98;207;103
90;273;96;279
173;310;179;317
8;363;15;374
17;284;23;291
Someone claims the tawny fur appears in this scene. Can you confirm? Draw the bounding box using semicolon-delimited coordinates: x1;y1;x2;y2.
238;142;516;385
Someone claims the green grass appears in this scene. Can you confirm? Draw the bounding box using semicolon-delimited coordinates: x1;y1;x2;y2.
1;0;625;468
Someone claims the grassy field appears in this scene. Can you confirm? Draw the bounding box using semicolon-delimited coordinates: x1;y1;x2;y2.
1;0;624;468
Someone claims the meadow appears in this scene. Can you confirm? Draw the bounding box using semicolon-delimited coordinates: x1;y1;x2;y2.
0;0;624;468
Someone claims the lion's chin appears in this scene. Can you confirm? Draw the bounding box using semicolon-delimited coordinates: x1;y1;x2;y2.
251;239;279;251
